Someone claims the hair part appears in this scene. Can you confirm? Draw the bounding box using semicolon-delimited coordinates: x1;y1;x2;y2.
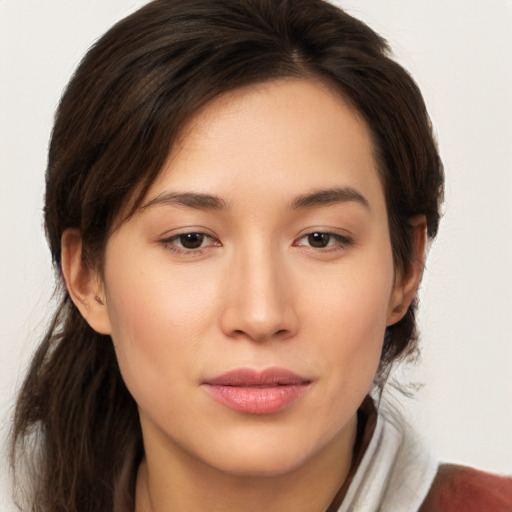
12;1;444;510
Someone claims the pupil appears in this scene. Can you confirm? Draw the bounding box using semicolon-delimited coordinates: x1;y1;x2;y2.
308;232;330;248
180;233;204;249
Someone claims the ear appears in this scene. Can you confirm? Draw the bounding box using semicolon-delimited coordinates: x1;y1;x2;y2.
61;228;112;335
387;215;427;326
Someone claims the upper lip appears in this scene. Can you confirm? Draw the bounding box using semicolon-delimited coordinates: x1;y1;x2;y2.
203;367;311;387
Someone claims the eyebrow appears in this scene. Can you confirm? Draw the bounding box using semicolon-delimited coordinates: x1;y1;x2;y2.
290;187;371;211
141;192;228;211
141;186;370;213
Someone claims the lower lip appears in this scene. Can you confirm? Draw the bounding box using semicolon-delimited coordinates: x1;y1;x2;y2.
204;383;310;415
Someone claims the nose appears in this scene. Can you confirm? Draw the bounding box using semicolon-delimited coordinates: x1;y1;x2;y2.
219;245;298;342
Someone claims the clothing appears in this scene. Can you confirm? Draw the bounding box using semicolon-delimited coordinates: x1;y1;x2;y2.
333;398;438;511
332;397;512;512
419;464;512;512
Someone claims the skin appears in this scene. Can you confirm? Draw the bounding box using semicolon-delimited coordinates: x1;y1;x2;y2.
62;79;425;511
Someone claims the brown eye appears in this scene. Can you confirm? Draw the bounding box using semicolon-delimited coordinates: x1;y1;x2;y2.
307;232;331;248
294;231;353;252
178;233;205;249
160;231;220;255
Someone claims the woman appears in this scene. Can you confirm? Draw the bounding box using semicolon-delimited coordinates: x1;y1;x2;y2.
9;0;512;511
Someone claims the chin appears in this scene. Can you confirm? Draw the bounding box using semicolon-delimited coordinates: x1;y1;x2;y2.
211;447;311;478
196;424;336;479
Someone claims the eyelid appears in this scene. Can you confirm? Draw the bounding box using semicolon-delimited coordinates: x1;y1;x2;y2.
293;229;355;250
158;227;221;255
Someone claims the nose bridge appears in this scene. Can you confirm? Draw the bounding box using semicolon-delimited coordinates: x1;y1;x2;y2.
221;238;295;341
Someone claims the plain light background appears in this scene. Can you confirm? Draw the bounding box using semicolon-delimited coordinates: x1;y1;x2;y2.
1;0;511;509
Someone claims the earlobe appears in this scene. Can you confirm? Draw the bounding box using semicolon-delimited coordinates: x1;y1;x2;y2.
60;228;111;335
387;215;427;326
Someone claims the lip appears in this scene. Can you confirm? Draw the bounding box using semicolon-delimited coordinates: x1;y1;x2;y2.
202;367;311;415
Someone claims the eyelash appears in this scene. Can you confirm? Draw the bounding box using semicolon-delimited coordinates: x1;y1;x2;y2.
159;230;353;256
159;232;220;256
293;232;354;252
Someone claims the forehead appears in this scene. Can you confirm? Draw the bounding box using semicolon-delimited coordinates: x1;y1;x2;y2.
143;78;384;213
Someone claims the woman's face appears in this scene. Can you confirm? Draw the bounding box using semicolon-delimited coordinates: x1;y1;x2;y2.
98;79;405;477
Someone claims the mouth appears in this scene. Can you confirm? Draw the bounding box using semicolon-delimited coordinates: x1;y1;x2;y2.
202;367;312;415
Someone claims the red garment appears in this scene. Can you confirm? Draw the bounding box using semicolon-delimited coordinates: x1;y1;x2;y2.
419;464;512;511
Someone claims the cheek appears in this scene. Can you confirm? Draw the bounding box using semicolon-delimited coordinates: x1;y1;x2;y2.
303;259;393;340
101;248;221;411
319;289;388;389
104;236;220;341
299;249;395;387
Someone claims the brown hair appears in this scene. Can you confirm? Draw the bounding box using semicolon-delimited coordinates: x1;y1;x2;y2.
11;0;443;510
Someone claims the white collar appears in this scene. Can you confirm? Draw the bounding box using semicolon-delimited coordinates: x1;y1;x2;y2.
337;401;438;512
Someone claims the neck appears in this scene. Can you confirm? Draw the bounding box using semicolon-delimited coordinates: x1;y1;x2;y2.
135;415;357;512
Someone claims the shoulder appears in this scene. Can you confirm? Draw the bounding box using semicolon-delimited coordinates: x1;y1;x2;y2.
419;463;512;512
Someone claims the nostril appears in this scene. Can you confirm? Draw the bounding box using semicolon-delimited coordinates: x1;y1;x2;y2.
229;328;290;342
